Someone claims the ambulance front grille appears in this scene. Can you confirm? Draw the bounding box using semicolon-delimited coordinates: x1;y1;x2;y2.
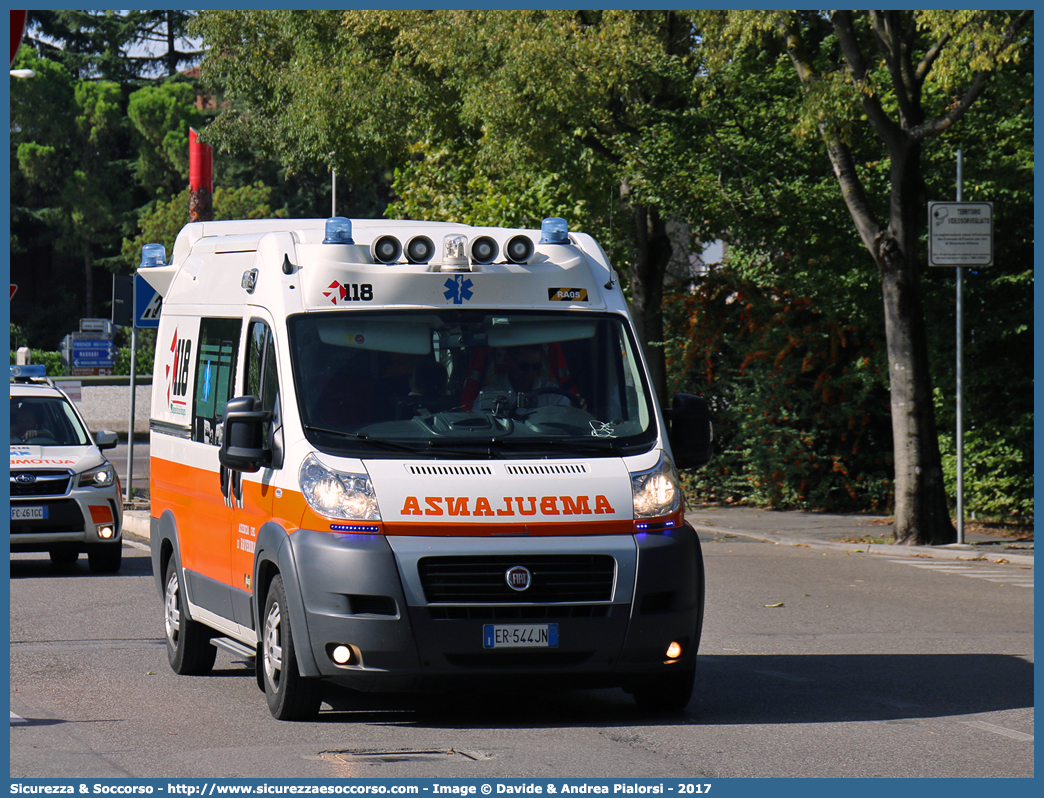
427;604;610;621
417;554;615;604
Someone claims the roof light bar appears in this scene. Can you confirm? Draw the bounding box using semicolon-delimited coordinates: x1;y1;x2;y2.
140;243;167;268
442;234;470;271
539;217;570;244
323;217;355;245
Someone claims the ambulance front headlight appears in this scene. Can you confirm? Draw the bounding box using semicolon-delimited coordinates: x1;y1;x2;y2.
299;454;380;521
630;453;682;519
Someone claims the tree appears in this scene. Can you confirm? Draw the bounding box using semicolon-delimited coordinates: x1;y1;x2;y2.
12;50;135;319
192;9;709;403
127;81;206;198
121;183;288;270
695;11;1032;544
26;10;201;82
123;11;203;78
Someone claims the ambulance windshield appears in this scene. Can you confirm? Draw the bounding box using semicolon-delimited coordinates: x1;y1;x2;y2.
288;310;657;457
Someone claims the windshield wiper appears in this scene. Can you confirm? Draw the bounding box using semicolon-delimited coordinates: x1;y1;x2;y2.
490;437;633;456
304;425;504;458
303;425;426;453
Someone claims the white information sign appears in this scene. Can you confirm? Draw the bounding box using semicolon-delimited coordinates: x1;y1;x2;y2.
928;201;994;266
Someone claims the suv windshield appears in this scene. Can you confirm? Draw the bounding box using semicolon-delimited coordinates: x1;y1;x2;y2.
288;310;657;458
10;395;91;446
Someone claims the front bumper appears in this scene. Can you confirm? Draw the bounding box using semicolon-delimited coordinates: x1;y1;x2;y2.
9;491;122;552
284;525;704;692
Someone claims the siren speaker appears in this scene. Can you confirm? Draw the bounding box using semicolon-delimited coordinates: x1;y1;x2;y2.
371;235;402;264
505;235;535;264
405;235;435;264
469;236;499;265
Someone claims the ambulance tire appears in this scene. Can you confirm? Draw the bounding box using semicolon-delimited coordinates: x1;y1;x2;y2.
87;542;122;574
164;558;217;675
262;575;323;721
631;665;696;712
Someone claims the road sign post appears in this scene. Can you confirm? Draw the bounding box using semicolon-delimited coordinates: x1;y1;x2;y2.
928;153;995;544
929;200;994;267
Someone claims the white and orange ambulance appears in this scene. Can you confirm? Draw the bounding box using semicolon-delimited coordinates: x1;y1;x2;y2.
141;215;712;720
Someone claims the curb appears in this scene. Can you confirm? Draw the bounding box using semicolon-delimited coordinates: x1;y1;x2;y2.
122;511;151;541
689;523;1035;566
121;509;1032;567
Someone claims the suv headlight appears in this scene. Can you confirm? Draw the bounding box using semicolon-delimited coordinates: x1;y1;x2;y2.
631;453;682;518
79;463;115;488
299;453;380;521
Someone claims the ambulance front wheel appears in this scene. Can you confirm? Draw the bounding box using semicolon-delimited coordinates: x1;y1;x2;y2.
163;558;217;675
262;574;323;721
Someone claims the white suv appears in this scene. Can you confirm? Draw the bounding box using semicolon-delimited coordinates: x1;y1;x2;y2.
10;370;124;573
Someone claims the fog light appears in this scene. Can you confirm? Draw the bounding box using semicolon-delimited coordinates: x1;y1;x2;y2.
666;641;683;660
98;526;115;540
332;645;352;665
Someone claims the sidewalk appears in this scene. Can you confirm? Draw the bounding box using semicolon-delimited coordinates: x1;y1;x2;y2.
122;506;1033;566
686;505;1034;565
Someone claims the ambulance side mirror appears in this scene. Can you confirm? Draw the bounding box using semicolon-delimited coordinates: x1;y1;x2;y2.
664;393;713;471
219;395;273;473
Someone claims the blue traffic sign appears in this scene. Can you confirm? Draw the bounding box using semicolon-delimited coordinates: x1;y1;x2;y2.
71;339;114;367
135;274;162;328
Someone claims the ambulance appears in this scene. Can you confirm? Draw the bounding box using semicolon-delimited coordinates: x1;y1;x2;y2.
141;215;712;720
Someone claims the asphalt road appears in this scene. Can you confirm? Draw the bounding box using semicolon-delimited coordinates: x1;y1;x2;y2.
9;531;1034;779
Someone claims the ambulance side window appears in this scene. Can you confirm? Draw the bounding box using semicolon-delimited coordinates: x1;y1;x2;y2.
248;321;279;409
193;318;241;446
247;320;282;465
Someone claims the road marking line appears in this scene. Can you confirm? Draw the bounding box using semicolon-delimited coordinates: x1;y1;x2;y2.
961;721;1034;742
123;539;150;551
886;559;1032;589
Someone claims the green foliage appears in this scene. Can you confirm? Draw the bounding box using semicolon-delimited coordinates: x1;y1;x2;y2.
666;269;893;512
27;10;201;81
10;350;64;376
938;425;1033;521
121;183;288;270
127;81;206;197
12;49;136;317
114;345;155;378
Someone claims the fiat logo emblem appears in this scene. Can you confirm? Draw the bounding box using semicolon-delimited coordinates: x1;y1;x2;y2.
505;566;532;592
14;474;36;484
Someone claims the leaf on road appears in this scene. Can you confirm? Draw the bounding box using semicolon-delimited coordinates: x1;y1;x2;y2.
764;602;784;608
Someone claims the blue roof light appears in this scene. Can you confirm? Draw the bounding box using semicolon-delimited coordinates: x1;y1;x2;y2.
11;364;47;379
323;217;355;244
539;217;569;244
140;243;167;268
